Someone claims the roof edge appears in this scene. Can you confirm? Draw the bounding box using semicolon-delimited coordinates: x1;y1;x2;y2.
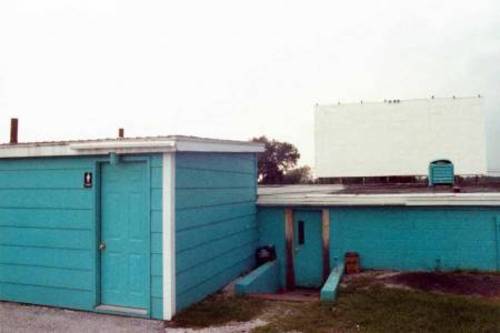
0;136;264;159
257;192;500;207
317;95;482;108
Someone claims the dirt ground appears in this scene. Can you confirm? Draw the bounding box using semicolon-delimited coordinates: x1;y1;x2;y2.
382;271;500;297
0;301;164;333
2;271;500;333
0;300;268;333
342;270;500;298
166;319;268;333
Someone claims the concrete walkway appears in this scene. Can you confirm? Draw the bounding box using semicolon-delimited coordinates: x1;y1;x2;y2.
0;301;164;333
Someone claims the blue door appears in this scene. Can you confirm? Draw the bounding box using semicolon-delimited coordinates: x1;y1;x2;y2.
294;210;323;288
100;162;148;309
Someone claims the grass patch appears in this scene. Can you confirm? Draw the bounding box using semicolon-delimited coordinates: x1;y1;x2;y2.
172;294;266;328
254;286;500;333
173;276;500;332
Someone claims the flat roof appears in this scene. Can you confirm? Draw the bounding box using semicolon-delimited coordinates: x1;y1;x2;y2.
316;95;481;108
0;135;265;158
257;183;500;206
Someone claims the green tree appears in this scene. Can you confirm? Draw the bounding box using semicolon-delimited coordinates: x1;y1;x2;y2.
252;136;301;184
283;165;313;184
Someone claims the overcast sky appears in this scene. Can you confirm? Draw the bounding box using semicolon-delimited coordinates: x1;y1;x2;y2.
0;0;498;168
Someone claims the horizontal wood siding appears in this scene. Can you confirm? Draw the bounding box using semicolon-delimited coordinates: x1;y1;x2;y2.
175;152;258;311
149;154;163;319
0;154;163;319
0;157;97;310
256;208;287;287
330;207;500;271
257;206;500;291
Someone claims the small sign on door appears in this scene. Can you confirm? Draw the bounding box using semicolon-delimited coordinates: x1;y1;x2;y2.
84;172;93;188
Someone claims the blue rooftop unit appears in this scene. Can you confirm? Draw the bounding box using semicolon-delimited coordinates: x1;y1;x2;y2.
428;159;454;186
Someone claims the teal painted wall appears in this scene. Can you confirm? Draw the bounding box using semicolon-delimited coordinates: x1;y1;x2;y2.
0;154;163;319
257;206;500;290
0;157;98;311
175;152;258;311
330;207;500;272
148;155;163;319
257;208;286;288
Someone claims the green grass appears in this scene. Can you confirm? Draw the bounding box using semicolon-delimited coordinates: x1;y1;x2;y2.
255;286;500;333
172;294;266;328
173;284;500;332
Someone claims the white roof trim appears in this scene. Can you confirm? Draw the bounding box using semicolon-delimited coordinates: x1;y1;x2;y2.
175;140;265;153
257;192;500;207
162;152;176;320
70;141;175;150
0;137;264;158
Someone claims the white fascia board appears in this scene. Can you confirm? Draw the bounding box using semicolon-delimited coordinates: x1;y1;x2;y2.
257;193;500;207
0;142;176;158
70;141;176;155
174;140;265;153
0;145;83;158
0;139;263;159
70;141;175;150
162;152;176;320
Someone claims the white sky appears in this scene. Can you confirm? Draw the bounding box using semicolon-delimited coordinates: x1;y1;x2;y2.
0;0;499;168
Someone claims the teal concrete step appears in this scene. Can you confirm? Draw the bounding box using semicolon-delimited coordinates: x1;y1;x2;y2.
320;263;345;302
235;261;280;295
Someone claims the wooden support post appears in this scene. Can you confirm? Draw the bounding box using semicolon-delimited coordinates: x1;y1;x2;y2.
285;208;295;290
322;208;331;281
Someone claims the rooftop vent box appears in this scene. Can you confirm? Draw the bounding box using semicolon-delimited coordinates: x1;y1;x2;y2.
429;159;454;186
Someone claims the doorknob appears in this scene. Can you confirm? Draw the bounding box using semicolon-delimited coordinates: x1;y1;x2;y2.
99;242;106;251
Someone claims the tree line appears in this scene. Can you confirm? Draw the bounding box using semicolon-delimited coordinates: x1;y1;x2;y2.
251;136;312;185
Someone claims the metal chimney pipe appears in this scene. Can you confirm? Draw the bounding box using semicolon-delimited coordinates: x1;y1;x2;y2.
118;128;124;138
10;118;18;144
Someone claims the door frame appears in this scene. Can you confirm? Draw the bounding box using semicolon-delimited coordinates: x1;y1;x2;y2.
92;155;152;316
284;207;330;290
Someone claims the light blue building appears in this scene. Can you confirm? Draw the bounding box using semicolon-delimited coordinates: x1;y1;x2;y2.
256;186;500;291
3;134;500;319
0;136;263;320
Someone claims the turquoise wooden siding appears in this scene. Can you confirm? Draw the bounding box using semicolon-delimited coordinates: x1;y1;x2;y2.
257;208;287;288
149;155;163;319
257;206;500;290
0;157;97;310
175;152;258;311
0;154;163;319
330;207;500;271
